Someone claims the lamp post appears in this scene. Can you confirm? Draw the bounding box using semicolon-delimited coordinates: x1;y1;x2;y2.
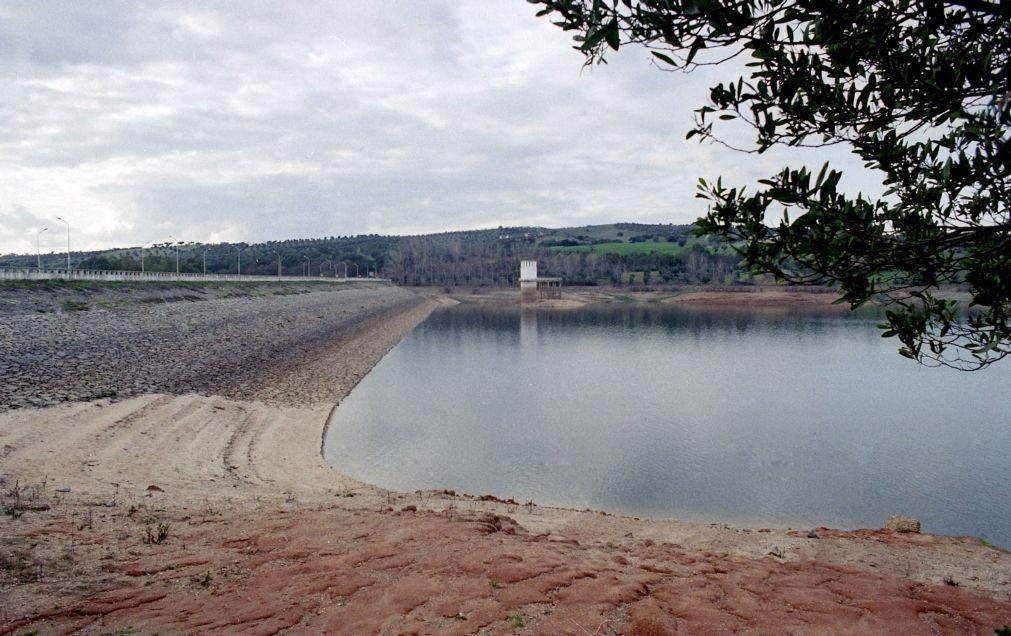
304;256;310;277
237;245;246;277
140;243;146;273
167;237;180;274
272;250;282;280
36;227;48;268
55;216;70;270
352;262;359;278
343;262;348;279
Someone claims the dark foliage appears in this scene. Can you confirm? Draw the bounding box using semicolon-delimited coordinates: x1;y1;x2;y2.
75;235;396;278
531;0;1010;369
2;224;743;287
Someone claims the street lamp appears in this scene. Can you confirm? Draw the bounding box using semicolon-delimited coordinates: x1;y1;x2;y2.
139;243;146;273
55;216;70;270
272;250;282;280
352;262;359;278
237;245;246;277
304;256;310;277
167;237;181;274
36;227;48;269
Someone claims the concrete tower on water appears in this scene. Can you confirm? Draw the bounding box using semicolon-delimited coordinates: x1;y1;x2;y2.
519;260;561;302
520;260;538;302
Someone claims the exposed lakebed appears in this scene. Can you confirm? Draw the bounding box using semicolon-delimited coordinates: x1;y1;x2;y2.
324;303;1011;547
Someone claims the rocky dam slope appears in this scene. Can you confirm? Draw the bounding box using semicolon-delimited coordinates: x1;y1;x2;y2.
0;281;422;409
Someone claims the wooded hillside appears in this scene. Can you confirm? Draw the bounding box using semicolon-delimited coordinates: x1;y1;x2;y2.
2;223;752;287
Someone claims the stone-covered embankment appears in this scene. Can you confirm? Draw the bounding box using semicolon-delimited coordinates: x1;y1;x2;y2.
0;281;425;410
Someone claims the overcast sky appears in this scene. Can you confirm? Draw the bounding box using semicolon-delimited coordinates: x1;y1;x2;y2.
0;1;879;255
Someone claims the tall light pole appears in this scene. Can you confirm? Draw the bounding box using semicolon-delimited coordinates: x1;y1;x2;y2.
168;237;180;274
36;227;48;268
304;256;310;277
343;262;348;279
272;250;282;280
237;245;246;277
55;216;70;269
353;262;359;278
140;244;146;273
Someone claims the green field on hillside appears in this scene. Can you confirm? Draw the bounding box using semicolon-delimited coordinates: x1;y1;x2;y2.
549;241;688;256
550;239;741;257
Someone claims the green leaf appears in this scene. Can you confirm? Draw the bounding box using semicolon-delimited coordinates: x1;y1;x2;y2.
651;51;677;65
604;23;620;50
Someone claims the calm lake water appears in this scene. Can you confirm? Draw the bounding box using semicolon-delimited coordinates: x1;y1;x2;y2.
324;303;1011;547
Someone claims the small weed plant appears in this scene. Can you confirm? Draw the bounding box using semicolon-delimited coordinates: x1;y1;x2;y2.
62;300;90;311
144;520;170;545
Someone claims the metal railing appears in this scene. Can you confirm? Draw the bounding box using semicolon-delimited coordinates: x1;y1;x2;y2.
0;267;381;283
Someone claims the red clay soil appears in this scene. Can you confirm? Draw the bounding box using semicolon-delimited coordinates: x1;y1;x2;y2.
4;505;1010;635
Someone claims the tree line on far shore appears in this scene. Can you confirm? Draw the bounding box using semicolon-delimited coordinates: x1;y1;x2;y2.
0;223;754;287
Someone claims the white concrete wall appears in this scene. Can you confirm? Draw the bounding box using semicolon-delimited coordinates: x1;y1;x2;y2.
520;260;537;281
0;267;381;283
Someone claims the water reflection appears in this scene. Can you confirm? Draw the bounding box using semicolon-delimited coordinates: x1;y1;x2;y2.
325;303;1011;547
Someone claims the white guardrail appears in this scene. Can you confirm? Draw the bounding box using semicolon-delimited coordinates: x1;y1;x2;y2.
0;267;383;283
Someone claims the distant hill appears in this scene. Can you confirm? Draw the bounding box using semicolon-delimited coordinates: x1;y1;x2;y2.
0;223;751;286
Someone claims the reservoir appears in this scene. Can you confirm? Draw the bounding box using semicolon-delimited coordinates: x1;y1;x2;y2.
324;303;1011;547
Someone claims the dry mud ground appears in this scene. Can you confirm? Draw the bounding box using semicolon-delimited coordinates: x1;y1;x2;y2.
1;286;1010;634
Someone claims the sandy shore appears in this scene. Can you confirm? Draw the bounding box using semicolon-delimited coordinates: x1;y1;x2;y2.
441;285;849;311
2;288;1010;634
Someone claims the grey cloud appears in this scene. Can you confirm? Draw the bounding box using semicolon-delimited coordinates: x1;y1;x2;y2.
1;1;883;254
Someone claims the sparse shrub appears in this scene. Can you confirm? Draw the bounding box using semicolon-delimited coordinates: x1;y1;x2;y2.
144;521;170;545
0;550;41;583
62;300;90;311
191;570;214;588
77;508;94;531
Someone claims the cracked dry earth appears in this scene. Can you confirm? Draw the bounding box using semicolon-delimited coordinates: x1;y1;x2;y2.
3;504;1011;635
